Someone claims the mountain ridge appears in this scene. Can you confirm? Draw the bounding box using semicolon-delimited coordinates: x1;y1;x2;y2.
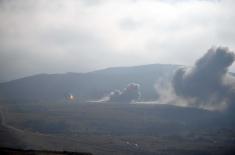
1;63;234;102
0;64;179;101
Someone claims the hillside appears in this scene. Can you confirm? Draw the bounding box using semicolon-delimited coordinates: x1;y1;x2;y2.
0;64;178;101
0;148;92;155
1;102;235;155
1;63;235;155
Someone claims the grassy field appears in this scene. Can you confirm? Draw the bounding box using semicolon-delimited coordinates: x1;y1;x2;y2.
1;100;235;155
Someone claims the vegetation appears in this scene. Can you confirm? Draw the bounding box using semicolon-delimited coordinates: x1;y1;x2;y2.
1;100;235;155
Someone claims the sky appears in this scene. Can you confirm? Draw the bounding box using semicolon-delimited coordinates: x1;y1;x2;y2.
0;0;235;82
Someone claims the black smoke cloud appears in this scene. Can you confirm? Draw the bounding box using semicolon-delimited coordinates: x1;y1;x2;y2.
108;83;141;102
172;47;235;110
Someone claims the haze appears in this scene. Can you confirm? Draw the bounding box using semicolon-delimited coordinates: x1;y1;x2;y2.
0;0;235;82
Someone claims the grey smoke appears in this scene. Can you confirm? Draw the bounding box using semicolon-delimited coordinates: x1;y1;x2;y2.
172;47;235;109
108;83;141;102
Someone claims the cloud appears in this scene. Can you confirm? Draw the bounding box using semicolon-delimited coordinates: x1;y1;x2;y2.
119;18;142;31
0;0;235;82
170;47;235;110
108;83;141;103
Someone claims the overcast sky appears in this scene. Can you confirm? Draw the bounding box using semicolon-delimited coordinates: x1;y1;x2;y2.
0;0;234;82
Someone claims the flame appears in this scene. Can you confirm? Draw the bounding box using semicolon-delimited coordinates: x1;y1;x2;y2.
69;95;74;100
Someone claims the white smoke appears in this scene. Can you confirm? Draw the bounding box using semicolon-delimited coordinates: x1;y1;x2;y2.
108;83;141;103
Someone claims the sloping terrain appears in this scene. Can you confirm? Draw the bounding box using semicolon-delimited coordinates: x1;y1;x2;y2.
1;64;235;155
1;102;235;155
0;148;92;155
0;64;178;101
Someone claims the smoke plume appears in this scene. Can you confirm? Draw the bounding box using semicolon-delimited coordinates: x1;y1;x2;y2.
171;47;235;110
108;83;141;103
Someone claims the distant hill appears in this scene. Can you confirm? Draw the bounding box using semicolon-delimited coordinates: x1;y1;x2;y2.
0;64;179;101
